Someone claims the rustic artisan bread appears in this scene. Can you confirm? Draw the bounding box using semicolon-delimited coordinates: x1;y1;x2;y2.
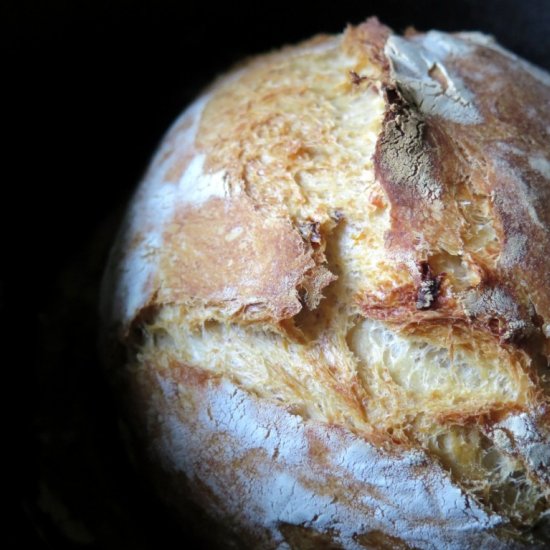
100;18;550;548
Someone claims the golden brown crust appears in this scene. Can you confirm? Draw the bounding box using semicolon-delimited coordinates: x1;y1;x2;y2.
373;88;543;347
101;18;550;549
157;196;335;323
378;31;550;340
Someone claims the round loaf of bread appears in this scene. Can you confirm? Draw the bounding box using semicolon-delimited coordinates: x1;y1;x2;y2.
100;18;550;548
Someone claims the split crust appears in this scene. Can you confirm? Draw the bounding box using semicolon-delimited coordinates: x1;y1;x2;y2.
101;18;550;548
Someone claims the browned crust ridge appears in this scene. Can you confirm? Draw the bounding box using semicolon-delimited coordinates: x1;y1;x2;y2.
101;17;550;549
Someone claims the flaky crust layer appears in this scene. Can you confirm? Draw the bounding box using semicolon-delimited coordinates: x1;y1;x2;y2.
101;18;550;548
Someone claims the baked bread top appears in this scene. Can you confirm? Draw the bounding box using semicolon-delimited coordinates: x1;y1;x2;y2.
101;18;550;548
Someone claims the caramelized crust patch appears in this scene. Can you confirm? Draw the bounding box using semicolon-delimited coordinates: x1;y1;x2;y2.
103;19;550;543
367;28;550;368
446;40;550;321
157;196;335;322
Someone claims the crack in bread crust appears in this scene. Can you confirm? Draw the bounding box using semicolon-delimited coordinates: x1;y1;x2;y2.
101;17;550;549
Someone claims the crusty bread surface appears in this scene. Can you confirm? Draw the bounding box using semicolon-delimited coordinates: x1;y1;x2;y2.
101;18;550;549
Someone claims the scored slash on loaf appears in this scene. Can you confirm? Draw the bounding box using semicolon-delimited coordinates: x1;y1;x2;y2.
101;17;550;549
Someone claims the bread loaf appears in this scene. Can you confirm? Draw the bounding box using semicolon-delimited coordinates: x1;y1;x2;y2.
100;18;550;548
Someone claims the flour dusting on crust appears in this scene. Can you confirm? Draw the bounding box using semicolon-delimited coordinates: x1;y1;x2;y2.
101;18;550;549
151;367;504;549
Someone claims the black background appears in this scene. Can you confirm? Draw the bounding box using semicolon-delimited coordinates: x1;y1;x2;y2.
5;1;550;548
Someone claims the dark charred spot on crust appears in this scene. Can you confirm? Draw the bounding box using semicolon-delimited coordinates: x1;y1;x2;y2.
349;71;369;86
487;317;501;335
416;261;443;310
383;85;402;109
532;311;545;329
